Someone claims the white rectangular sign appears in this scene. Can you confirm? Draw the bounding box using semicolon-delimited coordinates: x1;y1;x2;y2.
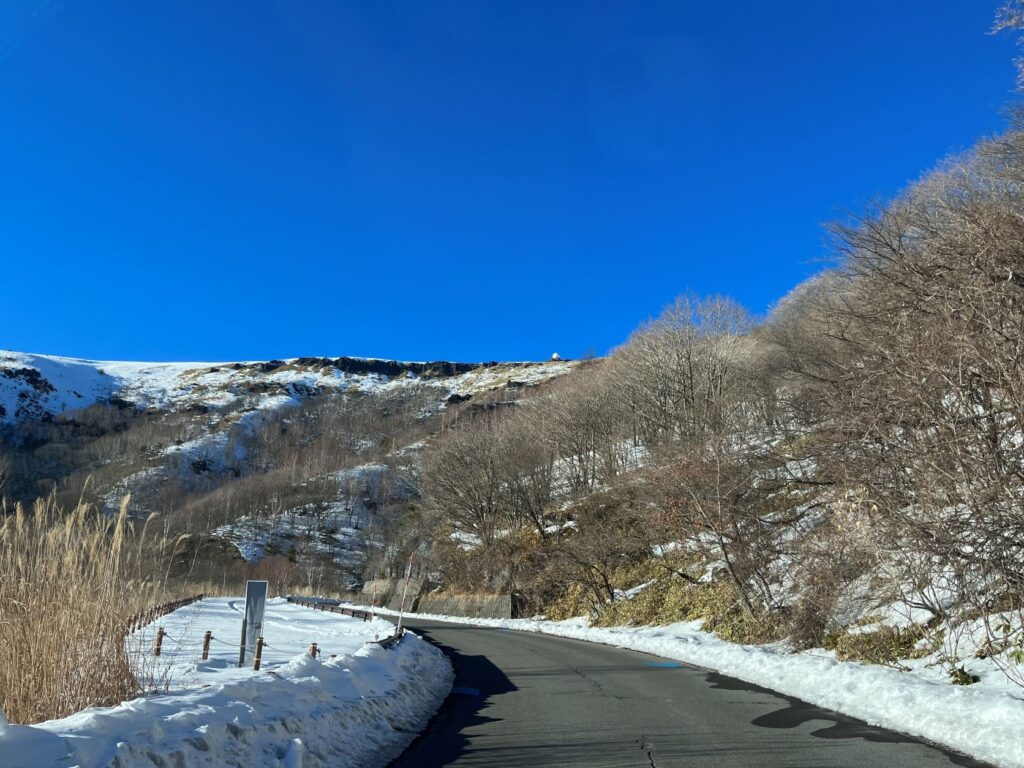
238;580;268;667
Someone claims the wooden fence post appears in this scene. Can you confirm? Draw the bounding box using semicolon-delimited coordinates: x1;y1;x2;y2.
253;637;264;671
153;627;165;657
202;631;212;661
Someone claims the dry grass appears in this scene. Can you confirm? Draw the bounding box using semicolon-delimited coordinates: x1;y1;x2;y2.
0;494;362;724
0;496;172;724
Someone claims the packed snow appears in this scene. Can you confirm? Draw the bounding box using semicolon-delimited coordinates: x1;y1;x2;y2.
0;597;452;768
340;601;1024;768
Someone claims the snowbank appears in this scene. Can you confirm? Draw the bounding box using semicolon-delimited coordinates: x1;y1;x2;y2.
347;602;1024;768
0;598;452;768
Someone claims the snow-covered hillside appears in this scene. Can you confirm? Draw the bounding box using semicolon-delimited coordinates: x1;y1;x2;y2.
214;462;416;583
0;350;572;424
0;349;574;594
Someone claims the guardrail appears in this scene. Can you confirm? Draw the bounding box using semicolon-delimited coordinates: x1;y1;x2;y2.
125;593;205;634
378;628;405;649
287;596;405;648
286;596;374;621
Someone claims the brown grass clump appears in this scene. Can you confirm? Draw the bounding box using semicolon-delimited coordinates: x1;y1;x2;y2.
823;622;936;670
0;496;169;724
544;555;779;645
592;577;779;644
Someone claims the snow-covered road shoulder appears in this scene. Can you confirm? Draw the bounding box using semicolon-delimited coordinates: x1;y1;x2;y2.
348;603;1024;768
0;597;453;768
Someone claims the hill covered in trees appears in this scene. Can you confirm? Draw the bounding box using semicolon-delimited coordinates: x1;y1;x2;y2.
0;353;572;592
401;117;1024;687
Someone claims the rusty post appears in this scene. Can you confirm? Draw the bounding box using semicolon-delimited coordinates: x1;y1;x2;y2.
253;636;264;671
309;642;318;658
153;627;165;657
202;631;212;661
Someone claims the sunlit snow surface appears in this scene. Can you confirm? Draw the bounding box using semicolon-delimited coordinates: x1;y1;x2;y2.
0;349;572;424
0;598;452;768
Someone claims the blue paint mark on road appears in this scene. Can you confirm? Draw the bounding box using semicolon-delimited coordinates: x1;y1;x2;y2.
451;687;481;696
644;661;683;668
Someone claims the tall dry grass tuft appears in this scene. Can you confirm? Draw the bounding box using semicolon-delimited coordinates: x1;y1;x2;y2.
0;495;170;724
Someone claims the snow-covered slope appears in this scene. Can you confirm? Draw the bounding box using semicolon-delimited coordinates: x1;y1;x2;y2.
214;463;413;581
0;350;572;424
0;349;573;576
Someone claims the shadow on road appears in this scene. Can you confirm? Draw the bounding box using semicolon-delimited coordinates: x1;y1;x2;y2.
705;671;989;767
389;624;517;767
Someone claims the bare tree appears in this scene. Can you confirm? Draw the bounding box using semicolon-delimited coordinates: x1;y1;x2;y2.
792;134;1024;679
994;1;1024;88
423;414;506;548
529;365;632;500
609;296;795;613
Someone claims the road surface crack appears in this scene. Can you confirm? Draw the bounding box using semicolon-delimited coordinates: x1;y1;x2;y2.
636;736;658;767
571;666;604;693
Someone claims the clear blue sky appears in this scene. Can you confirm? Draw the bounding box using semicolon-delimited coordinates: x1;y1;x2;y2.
0;1;1018;362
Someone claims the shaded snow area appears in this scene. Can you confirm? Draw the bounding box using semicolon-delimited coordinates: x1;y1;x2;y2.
214;464;413;578
345;603;1024;768
0;598;452;768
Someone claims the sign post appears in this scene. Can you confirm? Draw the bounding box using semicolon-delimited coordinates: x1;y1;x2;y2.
238;580;268;667
396;553;414;634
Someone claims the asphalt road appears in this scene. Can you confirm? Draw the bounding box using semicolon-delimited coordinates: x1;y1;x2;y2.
389;617;990;768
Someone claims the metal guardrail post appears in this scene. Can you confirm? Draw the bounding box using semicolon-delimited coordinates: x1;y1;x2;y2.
238;618;248;668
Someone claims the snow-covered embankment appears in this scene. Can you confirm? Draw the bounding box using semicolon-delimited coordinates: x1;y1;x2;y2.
0;597;452;768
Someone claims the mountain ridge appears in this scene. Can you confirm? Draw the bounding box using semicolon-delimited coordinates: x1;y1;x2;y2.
0;349;571;424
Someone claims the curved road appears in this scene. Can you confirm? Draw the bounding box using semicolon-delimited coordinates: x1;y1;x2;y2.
389;617;989;768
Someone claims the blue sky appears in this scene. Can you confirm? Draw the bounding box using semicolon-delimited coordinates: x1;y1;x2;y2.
0;1;1018;362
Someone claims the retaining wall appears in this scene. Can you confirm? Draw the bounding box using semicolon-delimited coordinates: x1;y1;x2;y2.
387;580;422;611
361;579;398;602
416;593;512;619
361;579;424;611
